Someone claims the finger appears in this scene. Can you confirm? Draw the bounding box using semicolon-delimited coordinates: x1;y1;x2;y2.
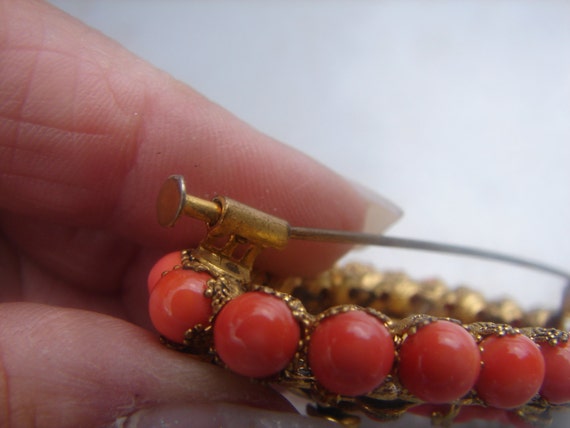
0;0;400;276
0;303;297;428
115;403;337;428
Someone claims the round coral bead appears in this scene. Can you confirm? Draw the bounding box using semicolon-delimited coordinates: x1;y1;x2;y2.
147;251;182;293
214;292;300;378
540;340;570;404
398;320;481;403
476;334;545;409
308;310;394;396
148;269;212;343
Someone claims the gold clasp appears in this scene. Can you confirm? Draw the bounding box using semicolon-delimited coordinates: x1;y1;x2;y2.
157;175;291;280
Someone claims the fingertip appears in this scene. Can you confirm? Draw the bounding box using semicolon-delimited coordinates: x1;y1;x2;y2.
1;0;402;279
0;303;295;427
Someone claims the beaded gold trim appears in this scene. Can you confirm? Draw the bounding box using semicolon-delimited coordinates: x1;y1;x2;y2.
271;263;558;328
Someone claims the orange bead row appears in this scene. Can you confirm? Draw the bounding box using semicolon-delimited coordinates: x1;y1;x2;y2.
147;252;570;414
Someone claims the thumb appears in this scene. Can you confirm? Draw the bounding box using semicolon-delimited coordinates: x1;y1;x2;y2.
0;303;306;427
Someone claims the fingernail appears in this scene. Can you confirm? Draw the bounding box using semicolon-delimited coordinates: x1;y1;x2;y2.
113;403;338;428
351;181;403;234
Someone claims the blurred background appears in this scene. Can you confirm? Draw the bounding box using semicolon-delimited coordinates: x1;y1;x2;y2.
50;1;570;426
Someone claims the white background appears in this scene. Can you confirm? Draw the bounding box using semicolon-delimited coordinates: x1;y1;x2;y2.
49;1;570;426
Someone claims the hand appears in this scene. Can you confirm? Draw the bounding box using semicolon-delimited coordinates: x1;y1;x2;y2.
0;1;397;426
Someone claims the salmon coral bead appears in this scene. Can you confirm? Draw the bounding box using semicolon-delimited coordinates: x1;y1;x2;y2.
476;334;545;409
308;310;394;396
148;269;213;343
540;341;570;404
214;292;300;378
147;251;182;293
398;320;481;403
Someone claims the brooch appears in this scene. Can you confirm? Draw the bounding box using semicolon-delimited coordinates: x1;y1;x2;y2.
148;175;570;427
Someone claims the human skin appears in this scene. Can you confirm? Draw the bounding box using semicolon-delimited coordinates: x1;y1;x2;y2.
0;1;390;426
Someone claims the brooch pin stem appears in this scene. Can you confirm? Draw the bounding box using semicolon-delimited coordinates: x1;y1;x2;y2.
158;175;569;281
